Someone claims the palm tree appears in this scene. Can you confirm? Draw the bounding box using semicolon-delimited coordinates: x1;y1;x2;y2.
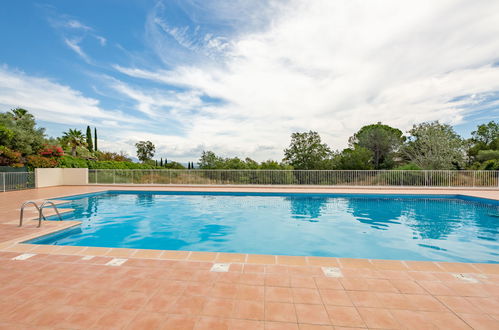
10;108;30;121
62;129;86;156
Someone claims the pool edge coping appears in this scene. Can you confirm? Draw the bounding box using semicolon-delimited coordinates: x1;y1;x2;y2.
1;186;498;270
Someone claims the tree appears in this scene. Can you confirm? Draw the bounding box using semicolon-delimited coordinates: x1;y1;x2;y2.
471;121;499;146
333;147;374;170
283;131;332;169
11;108;28;120
198;151;223;169
135;140;155;162
402;121;463;170
467;121;499;164
160;158;163;166
62;129;86;157
0;108;46;155
86;126;93;152
349;123;404;169
94;127;98;151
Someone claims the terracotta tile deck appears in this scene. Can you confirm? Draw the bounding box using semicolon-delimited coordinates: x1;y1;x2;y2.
0;185;498;329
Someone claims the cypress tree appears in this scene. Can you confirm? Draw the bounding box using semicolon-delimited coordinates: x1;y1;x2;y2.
165;158;168;165
94;127;98;151
160;158;163;166
86;126;93;152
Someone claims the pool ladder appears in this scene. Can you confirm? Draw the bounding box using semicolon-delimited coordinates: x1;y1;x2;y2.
19;200;63;227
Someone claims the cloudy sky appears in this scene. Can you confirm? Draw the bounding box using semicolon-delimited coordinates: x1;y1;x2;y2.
1;0;499;162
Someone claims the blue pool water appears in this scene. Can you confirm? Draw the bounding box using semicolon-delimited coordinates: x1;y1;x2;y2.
27;191;499;263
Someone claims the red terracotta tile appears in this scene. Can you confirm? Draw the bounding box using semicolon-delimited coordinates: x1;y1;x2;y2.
236;285;264;301
169;296;207;315
265;287;293;302
127;312;165;330
347;291;381;308
290;276;317;288
228;319;264;330
314;277;342;290
162;315;197;330
295;304;330;325
194;317;229;330
419;311;471;329
458;313;499;330
319;289;352;306
298;324;334;330
265;302;297;322
31;306;74;327
145;293;178;312
404;294;448;311
325;305;365;328
62;306;106;329
232;300;265;320
292;288;322;304
417;280;456;295
264;274;290;287
466;297;499;314
389;279;426;294
210;283;238;299
357;307;400;329
264;322;299;330
201;298;235;318
94;309;135;329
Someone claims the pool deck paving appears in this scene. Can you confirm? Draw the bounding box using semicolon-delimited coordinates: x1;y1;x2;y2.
0;185;498;329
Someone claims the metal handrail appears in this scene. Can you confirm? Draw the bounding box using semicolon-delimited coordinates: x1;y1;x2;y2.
39;201;63;226
19;201;44;227
19;200;62;227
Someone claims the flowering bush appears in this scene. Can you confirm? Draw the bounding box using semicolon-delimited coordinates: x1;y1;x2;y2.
26;155;58;168
39;145;64;157
0;146;22;167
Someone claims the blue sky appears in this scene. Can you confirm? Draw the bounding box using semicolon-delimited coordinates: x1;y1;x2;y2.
1;0;499;162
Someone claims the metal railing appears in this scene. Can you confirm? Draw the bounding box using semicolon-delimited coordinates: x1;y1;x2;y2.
0;172;35;192
88;169;499;188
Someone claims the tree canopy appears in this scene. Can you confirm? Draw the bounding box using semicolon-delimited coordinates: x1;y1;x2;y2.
0;108;46;155
135;140;155;162
349;123;404;169
283;131;332;169
402;121;463;170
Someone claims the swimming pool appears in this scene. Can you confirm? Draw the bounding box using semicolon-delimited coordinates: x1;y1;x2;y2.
27;191;499;263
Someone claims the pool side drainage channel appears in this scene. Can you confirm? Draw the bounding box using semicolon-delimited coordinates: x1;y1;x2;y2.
12;253;36;260
211;263;230;272
322;267;343;278
105;258;128;266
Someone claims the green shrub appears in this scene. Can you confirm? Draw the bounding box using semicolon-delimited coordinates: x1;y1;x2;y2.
58;155;89;168
26;155;58;168
479;159;499;170
394;163;422;170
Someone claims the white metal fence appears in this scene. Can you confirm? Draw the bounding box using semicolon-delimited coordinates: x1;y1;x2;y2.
0;172;35;192
88;169;499;188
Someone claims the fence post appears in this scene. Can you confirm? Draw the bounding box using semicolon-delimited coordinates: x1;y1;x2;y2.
2;173;5;192
113;170;116;184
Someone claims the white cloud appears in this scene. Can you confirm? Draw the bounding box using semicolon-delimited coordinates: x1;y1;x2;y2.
65;19;91;31
64;38;91;63
0;65;140;128
114;0;499;160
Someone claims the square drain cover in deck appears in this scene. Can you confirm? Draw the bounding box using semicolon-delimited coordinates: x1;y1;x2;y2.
105;258;128;266
211;263;230;272
453;273;478;283
12;253;36;260
322;267;343;278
